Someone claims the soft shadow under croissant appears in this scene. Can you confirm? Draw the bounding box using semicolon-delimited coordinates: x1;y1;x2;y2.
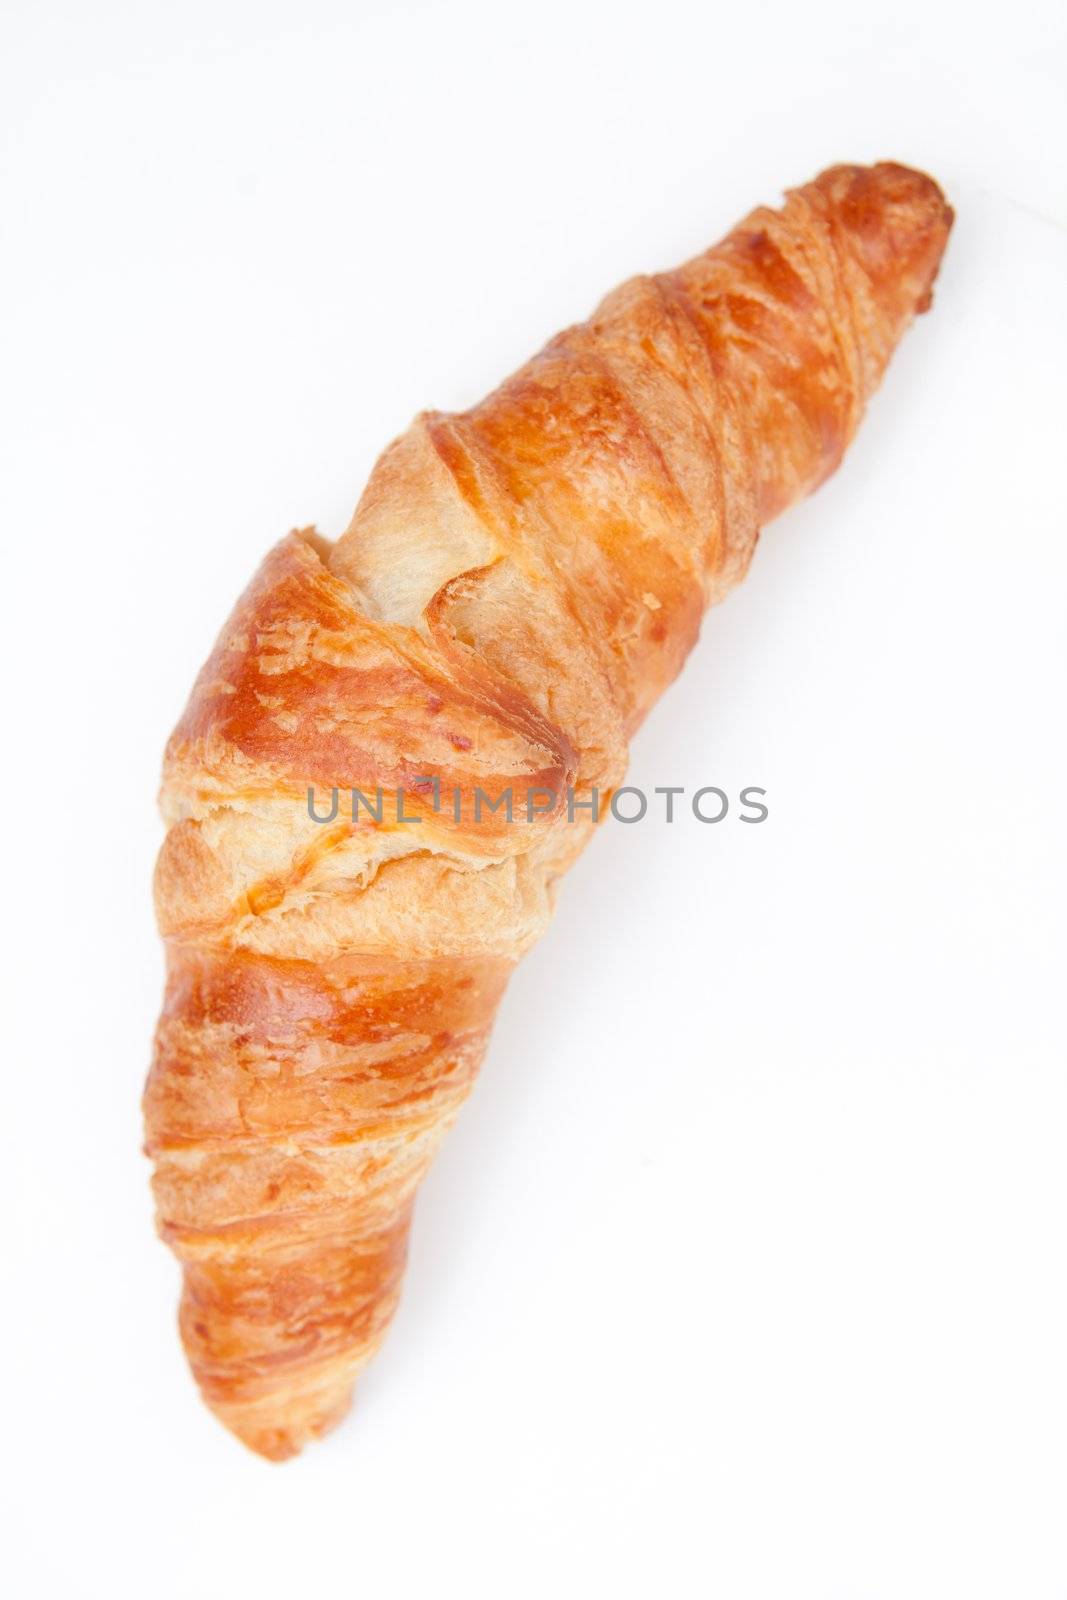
144;161;953;1459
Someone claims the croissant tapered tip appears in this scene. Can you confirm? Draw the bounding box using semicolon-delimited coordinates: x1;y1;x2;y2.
211;1377;356;1461
808;159;954;320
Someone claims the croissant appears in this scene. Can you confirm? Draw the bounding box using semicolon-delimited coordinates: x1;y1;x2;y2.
145;161;952;1459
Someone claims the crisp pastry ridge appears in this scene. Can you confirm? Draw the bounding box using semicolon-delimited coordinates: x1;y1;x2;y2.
145;162;953;1458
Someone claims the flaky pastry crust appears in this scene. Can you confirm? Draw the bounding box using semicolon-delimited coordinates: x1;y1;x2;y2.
145;163;952;1457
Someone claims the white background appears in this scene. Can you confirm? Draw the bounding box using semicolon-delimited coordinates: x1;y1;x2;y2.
3;2;1065;1596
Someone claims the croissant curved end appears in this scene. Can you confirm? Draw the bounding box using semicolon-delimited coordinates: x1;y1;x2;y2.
814;161;955;316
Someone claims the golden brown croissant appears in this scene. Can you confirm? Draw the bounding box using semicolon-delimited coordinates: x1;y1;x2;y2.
145;161;952;1459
